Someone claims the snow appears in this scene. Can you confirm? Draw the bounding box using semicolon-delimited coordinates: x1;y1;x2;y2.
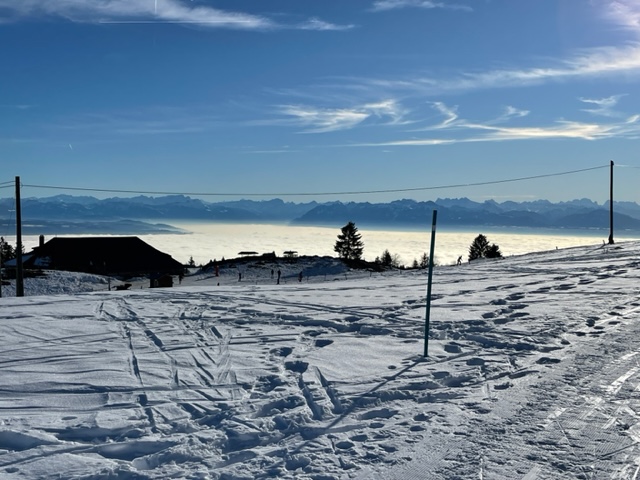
1;242;640;479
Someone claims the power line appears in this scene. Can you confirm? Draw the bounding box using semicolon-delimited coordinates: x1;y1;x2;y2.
21;164;610;198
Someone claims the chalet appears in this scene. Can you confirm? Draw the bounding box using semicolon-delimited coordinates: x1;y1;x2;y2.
21;236;184;278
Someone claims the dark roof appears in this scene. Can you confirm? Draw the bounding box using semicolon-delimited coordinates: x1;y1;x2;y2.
25;237;184;276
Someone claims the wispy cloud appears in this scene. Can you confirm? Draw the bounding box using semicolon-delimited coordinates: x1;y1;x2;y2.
51;107;226;136
0;104;35;110
429;102;459;128
491;106;530;124
0;0;272;28
280;106;370;133
371;0;471;13
356;43;640;96
0;0;352;31
351;2;640;95
357;100;640;146
579;95;627;117
605;0;640;33
279;99;409;133
298;18;355;31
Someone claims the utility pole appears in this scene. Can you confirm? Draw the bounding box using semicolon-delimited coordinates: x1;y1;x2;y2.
15;176;24;297
608;160;614;245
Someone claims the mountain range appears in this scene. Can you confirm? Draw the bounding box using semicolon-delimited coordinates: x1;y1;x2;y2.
1;195;639;234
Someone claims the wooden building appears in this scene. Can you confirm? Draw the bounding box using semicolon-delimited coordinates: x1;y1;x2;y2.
21;236;184;278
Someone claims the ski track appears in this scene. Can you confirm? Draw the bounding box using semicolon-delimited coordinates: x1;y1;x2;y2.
1;243;640;478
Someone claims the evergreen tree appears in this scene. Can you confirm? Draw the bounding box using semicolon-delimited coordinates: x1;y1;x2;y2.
379;249;403;268
334;221;364;260
485;243;503;259
468;234;502;261
381;249;393;267
419;252;429;269
0;238;15;265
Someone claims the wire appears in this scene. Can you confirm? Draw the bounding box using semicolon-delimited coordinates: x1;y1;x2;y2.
21;164;609;198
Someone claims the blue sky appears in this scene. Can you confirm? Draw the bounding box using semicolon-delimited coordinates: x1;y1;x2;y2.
1;0;640;203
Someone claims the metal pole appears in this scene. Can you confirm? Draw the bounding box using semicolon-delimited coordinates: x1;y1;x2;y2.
0;237;3;298
15;176;24;297
424;210;437;357
608;160;614;245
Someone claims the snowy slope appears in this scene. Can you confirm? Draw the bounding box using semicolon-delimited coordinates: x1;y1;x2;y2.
1;242;640;479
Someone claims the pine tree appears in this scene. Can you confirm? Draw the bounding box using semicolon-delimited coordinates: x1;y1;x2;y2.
468;234;502;261
0;238;15;266
334;221;364;260
485;243;503;259
381;249;393;267
468;234;489;261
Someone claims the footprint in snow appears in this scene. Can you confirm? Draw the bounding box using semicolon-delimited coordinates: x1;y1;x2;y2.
444;343;462;353
536;357;561;365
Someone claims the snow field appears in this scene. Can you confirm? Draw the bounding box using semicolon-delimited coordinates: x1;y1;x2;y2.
1;242;640;478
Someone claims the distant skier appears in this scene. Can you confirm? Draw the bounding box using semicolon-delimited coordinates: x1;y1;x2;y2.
456;256;462;266
277;269;281;285
298;271;303;282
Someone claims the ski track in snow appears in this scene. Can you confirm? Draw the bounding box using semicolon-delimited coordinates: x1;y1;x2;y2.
0;242;640;478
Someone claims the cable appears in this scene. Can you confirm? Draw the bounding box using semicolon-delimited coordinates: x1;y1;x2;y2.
21;164;609;198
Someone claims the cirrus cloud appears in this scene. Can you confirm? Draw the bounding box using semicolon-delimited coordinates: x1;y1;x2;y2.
371;0;472;12
279;99;409;133
0;0;352;31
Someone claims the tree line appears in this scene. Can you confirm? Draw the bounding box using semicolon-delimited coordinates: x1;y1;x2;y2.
333;221;502;267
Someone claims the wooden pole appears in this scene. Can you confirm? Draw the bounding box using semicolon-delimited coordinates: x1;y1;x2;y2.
15;176;24;297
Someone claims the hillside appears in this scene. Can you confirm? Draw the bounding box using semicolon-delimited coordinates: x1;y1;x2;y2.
1;241;640;478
